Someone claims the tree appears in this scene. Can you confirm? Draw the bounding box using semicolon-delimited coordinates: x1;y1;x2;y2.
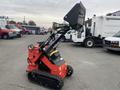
17;22;23;25
23;20;28;25
9;20;16;24
28;20;36;26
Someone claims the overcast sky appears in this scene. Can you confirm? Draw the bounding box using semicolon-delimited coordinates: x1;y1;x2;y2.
0;0;120;28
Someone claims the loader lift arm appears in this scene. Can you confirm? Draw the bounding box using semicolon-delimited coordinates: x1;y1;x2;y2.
41;2;86;54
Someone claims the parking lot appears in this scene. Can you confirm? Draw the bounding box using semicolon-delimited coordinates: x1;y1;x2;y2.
0;35;120;90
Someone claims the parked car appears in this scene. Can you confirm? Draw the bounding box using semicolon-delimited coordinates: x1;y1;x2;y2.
16;24;32;35
0;26;16;39
22;25;40;35
22;27;32;35
39;29;48;35
104;31;120;51
6;24;22;37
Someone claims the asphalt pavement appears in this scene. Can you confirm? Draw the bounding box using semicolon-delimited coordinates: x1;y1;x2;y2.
0;35;120;90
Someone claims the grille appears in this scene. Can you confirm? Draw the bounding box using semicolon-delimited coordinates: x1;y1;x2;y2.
105;40;111;46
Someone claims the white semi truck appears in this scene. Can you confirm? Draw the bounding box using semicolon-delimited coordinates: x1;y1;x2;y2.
72;16;120;48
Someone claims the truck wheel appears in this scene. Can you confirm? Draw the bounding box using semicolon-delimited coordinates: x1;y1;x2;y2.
18;34;22;38
66;65;73;77
85;39;95;48
70;35;72;41
3;34;9;39
61;36;66;42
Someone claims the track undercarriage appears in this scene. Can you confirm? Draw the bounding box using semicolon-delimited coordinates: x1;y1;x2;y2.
27;70;64;90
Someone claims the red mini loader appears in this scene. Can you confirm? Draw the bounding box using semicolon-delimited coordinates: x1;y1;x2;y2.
26;25;73;89
26;2;86;90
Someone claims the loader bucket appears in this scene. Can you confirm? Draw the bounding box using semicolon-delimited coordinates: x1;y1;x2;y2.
64;2;86;30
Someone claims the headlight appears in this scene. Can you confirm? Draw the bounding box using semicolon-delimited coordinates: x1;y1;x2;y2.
9;32;12;34
60;58;64;61
28;44;34;50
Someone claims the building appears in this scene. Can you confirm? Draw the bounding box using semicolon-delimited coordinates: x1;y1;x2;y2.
106;10;120;16
22;25;40;35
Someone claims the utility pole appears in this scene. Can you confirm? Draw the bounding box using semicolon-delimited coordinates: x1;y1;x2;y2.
23;16;26;25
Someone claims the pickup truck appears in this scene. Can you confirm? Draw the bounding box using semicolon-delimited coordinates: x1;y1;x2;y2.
16;24;32;35
0;27;16;39
6;24;22;37
104;31;120;51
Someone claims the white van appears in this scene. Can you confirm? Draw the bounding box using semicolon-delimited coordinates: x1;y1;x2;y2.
104;31;120;51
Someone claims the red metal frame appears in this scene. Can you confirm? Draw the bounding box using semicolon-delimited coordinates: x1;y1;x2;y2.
27;44;67;79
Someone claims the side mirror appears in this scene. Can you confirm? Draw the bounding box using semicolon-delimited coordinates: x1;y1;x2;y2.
5;25;10;29
67;31;71;34
81;29;84;33
0;27;1;30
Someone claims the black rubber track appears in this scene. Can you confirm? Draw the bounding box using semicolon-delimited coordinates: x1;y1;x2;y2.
27;70;64;90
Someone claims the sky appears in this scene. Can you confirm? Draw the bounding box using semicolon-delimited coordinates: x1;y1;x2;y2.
0;0;120;28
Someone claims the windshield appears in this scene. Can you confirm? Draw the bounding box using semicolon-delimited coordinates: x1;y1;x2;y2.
8;25;18;29
0;26;6;29
113;31;120;37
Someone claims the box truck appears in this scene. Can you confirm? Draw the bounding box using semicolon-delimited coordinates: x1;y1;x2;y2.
72;16;120;47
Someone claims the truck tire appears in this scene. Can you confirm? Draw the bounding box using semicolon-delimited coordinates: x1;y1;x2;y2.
70;35;72;41
84;39;95;48
18;34;22;38
3;34;9;39
61;36;66;42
